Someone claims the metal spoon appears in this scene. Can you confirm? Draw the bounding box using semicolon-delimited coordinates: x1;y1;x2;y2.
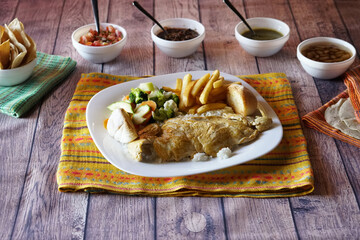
91;0;101;32
223;0;256;36
132;1;168;35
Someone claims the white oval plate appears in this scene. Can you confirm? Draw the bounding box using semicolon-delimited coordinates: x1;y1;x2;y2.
86;71;283;177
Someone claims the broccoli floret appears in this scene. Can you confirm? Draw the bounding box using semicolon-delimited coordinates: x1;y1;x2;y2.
152;108;168;121
164;107;174;118
170;94;179;105
149;90;166;107
129;88;148;104
152;107;174;122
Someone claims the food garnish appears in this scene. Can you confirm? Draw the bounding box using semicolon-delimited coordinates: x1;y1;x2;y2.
0;18;36;70
79;25;123;46
106;70;273;163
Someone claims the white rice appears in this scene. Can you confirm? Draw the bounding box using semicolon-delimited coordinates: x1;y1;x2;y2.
192;152;210;162
217;147;232;159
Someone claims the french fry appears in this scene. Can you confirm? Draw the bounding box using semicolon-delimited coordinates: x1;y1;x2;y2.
176;78;182;91
196;103;227;114
209;85;227;96
199;70;220;104
191;73;210;97
183;80;196;107
213;78;224;88
162;86;179;94
223;80;242;85
188;105;201;114
207;94;226;103
179;74;192;111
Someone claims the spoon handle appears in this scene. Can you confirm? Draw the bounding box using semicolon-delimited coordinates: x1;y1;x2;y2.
223;0;255;35
91;0;100;32
132;1;167;33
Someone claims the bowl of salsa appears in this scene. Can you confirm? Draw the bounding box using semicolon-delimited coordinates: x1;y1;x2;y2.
151;18;205;58
72;23;127;63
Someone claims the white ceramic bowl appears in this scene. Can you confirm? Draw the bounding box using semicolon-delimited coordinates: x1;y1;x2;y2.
72;23;127;64
235;17;290;57
151;18;205;58
0;58;37;86
297;37;356;79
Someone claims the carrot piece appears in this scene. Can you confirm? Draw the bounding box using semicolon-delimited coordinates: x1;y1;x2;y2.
103;118;109;129
139;100;157;111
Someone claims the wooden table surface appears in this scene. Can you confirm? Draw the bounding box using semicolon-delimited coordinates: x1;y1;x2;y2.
1;0;360;239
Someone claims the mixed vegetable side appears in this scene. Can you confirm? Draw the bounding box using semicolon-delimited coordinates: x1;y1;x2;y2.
107;82;179;128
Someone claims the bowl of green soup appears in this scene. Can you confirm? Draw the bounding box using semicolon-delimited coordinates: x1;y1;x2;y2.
235;17;290;57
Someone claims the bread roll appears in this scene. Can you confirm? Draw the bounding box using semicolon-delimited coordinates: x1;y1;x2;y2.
107;108;138;143
226;84;257;116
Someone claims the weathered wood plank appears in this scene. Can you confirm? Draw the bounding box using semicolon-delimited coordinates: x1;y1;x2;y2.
201;0;258;74
286;0;360;238
333;0;360;206
153;1;226;239
10;0;106;239
85;1;156;239
0;1;42;239
157;197;226;240
154;0;205;74
103;0;154;76
200;0;298;238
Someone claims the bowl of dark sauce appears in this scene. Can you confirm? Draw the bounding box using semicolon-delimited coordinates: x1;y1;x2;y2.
151;18;205;58
157;28;199;41
235;17;290;57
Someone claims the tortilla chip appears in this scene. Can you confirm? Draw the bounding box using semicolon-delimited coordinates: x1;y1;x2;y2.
23;34;37;65
4;24;27;53
0;25;9;44
8;18;31;48
5;24;27;68
9;42;19;68
0;39;11;69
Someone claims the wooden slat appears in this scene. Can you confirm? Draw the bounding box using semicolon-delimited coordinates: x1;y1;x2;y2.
285;0;360;238
201;0;258;74
0;1;45;239
154;0;205;74
10;0;106;239
85;1;156;239
103;0;154;76
152;1;226;239
201;0;298;238
333;0;360;205
156;197;226;240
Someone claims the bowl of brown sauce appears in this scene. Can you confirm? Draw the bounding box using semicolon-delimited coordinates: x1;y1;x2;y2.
297;37;356;79
235;17;290;57
151;18;205;58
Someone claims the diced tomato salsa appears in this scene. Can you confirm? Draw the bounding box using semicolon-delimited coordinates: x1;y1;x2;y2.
79;25;123;46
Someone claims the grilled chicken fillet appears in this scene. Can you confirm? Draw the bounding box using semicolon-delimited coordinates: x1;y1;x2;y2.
128;112;272;162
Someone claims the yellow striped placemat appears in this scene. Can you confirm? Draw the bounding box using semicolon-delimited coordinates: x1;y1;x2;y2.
57;72;314;197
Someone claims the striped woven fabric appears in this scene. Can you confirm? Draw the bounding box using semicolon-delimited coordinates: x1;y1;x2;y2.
57;72;314;198
0;52;76;118
302;91;360;147
344;66;360;123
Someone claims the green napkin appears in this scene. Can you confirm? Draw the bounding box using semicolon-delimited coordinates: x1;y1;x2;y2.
0;52;77;118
